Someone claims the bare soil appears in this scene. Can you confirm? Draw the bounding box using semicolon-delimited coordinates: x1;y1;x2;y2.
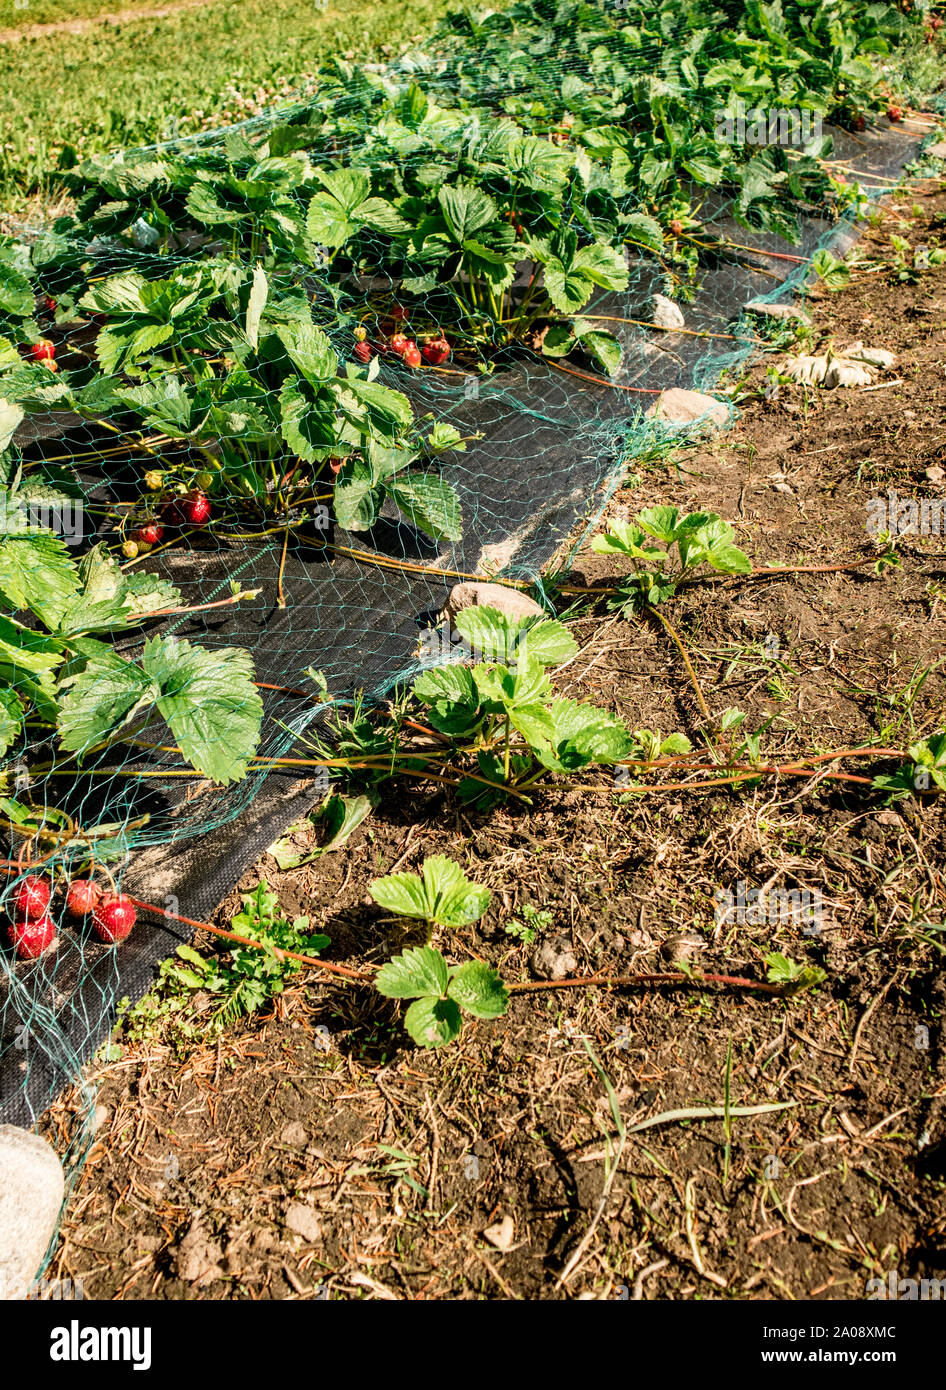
45;184;946;1301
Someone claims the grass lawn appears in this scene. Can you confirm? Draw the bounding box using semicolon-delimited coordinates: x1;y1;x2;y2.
0;0;453;214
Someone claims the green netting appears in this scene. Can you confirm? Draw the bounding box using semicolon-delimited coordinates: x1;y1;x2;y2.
0;0;937;1241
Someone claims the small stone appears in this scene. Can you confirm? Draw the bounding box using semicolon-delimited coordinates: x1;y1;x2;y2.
92;1105;110;1134
530;935;578;981
0;1125;65;1301
661;932;704;967
745;298;812;326
173;1221;224;1286
441;581;544;625
651;294;686;330
626;928;655;952
926;466;945;485
645;388;729;432
280;1121;307;1148
285;1202;322;1244
926;140;946;160
483;1214;515;1252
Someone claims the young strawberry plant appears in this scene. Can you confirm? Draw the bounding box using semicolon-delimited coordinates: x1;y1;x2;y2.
590;507;751;613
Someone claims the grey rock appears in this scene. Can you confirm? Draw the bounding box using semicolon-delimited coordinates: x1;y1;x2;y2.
174;1220;223;1285
441;581;544;625
926;140;946;160
285;1202;322;1243
745;298;812;326
530;935;578;981
280;1121;308;1148
645;388;729;432
661;932;705;968
651;294;686;330
0;1125;64;1300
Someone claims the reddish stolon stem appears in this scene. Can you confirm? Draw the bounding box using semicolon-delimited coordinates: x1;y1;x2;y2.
125;897;371;981
509;971;786;995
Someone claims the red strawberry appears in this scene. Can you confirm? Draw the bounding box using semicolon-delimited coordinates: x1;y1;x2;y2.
7;914;56;960
669;219;684;237
66;880;101;918
402;341;421;369
12;876;51;921
353;340;374;363
853;113;866;131
92;894;136;944
390;304;408;322
421;334;451;366
887;105;902;122
133;521;164;545
28;339;55;362
43;296;57;314
164;491;211;528
390;332;409;356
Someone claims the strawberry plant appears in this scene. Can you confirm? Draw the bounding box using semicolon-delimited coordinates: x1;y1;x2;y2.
590;507;751;612
376;943;508;1049
0;520;262;784
369;854;491;934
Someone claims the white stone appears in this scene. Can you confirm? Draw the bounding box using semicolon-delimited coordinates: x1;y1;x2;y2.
651;294;686;330
0;1125;64;1300
645;387;729;431
441;581;543;625
285;1202;321;1243
745;298;812;326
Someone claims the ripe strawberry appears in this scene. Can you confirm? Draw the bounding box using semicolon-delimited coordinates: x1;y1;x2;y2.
402;340;422;369
421;334;451;366
41;360;59;373
12;876;51;921
43;296;57;314
7;914;56;960
28;338;55;362
183;490;211;526
353;340;374;363
390;304;408;322
853;112;866;131
133;521;164;546
164;491;211;528
390;332;409;356
66;880;101;918
92;894;136;944
887;105;903;122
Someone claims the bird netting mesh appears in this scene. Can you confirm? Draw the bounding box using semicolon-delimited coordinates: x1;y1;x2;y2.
0;0;936;1209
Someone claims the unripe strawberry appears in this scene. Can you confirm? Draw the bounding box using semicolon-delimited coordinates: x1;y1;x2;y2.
28;339;55;362
92;894;136;944
353;325;367;342
122;540;139;559
669;219;684;237
66;879;101;918
7;914;56;960
144;470;164;491
403;341;421;369
11;876;51;921
194;470;214;492
41;359;59;373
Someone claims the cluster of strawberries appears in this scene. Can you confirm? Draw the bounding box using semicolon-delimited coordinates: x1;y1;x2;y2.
352;307;451;370
4;875;137;960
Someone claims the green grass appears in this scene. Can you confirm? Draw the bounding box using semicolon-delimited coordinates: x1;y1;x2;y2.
0;0;454;215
